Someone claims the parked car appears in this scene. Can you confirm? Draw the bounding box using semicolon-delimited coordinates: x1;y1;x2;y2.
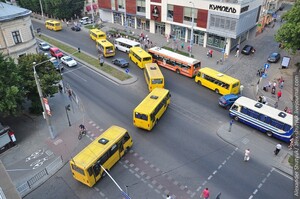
43;52;52;59
0;122;16;154
61;56;77;67
267;52;281;63
50;57;64;71
49;47;63;58
219;94;240;109
71;26;81;31
79;17;92;25
38;42;50;51
112;58;129;68
241;45;254;55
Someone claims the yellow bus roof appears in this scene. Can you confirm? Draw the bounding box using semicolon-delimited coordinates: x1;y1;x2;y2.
96;39;114;47
90;28;105;35
45;20;61;24
145;63;164;79
134;88;169;114
130;47;151;58
199;67;240;84
71;125;127;168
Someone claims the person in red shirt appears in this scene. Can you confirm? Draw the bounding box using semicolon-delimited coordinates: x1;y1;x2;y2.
277;90;282;100
201;188;210;199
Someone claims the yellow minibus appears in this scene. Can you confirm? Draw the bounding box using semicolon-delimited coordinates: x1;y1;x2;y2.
96;39;115;57
45;20;62;31
89;29;106;41
128;47;152;69
195;67;240;95
144;63;164;92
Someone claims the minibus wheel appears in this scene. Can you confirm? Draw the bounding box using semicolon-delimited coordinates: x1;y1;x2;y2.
234;116;239;121
176;69;180;74
266;131;273;137
215;89;219;94
197;80;202;85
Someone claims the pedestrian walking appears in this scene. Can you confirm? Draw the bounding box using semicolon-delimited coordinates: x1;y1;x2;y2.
209;50;213;58
273;82;277;88
235;49;240;57
187;45;191;53
277;90;282;100
181;42;184;49
288;138;294;150
274;101;278;108
279;80;284;89
274;143;282;155
201;188;210;199
244;149;250;161
58;84;63;93
271;86;276;95
66;21;69;27
236;44;240;51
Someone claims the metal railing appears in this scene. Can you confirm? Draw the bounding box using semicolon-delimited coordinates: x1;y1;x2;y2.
16;156;63;197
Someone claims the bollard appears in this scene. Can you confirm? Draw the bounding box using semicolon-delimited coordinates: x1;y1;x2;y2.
229;119;234;132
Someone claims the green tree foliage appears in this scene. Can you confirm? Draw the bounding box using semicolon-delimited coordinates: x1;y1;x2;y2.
275;1;300;53
18;54;61;114
0;54;25;116
17;0;84;20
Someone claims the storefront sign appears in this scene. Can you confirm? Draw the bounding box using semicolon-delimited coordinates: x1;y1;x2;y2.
241;5;249;13
209;4;237;13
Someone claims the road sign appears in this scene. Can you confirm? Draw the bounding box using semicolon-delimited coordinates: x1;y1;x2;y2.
262;73;267;78
264;63;270;69
125;68;129;73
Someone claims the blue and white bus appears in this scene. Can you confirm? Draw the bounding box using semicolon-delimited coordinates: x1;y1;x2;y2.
229;96;293;143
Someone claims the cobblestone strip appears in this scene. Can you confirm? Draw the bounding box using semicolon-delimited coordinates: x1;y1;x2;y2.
120;150;194;199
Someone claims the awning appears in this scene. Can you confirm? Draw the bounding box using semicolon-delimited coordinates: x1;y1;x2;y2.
86;5;91;11
93;4;98;10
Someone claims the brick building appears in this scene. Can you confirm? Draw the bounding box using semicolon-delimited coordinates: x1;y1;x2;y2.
98;0;263;54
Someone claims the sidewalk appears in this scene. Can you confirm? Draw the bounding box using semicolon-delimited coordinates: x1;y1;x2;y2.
217;122;293;176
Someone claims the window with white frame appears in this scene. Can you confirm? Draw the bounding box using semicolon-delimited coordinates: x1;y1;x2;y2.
118;0;124;9
137;0;145;13
183;7;197;22
12;31;22;44
167;4;174;19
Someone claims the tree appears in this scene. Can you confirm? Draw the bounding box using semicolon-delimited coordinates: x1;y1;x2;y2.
17;0;84;20
18;54;61;114
275;1;300;53
0;53;26;116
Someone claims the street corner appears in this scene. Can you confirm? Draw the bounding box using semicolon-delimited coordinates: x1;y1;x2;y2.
216;120;252;147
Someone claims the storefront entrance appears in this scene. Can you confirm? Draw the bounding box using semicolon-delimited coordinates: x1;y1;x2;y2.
155;22;165;35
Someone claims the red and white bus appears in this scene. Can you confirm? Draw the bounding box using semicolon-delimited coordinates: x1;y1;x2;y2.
148;47;201;78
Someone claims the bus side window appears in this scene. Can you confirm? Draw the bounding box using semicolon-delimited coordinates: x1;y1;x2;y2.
258;114;266;122
87;167;93;176
283;124;291;131
109;144;118;156
123;132;130;142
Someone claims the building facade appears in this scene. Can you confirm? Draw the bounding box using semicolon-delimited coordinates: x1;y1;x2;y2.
0;2;37;61
98;0;263;54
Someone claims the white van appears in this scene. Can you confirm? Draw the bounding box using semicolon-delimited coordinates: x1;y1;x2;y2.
79;17;91;25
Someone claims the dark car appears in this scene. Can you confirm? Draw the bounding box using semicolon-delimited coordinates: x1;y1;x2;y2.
219;94;240;109
267;52;281;63
71;26;81;31
112;58;129;68
241;45;254;55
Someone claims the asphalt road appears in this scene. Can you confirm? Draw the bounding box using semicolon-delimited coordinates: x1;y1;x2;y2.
25;21;293;199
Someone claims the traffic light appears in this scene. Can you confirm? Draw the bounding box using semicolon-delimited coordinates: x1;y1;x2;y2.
78;47;80;53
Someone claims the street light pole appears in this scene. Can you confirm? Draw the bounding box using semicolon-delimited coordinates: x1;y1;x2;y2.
38;0;44;20
124;0;127;34
189;1;195;57
33;63;55;139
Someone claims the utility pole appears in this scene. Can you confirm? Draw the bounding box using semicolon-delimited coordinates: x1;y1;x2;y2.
33;62;55;139
90;0;95;28
189;1;195;57
124;0;127;34
39;0;44;21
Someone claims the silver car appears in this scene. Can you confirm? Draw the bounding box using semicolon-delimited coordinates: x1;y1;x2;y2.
38;42;50;51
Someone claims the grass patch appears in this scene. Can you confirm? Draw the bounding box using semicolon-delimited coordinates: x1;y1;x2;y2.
162;46;194;58
288;155;295;166
38;34;131;81
84;25;97;29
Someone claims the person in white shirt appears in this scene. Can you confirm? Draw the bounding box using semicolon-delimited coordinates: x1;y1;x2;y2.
274;143;282;155
244;149;250;161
